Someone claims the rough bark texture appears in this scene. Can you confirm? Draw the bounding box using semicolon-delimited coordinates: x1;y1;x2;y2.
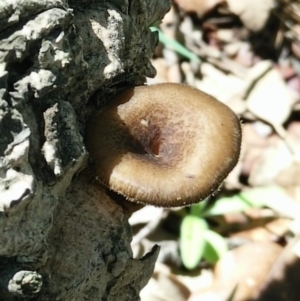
0;0;170;300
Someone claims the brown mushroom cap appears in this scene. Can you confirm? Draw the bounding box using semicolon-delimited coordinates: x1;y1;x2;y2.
85;83;242;207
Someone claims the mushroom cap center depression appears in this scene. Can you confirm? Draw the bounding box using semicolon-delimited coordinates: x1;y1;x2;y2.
85;83;242;207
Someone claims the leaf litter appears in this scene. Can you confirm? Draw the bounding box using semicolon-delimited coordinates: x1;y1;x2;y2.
130;1;300;300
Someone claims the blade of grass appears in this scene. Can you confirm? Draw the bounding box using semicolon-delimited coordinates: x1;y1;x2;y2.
225;284;239;301
150;27;201;62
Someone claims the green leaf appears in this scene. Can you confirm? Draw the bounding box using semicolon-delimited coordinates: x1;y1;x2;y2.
240;185;300;218
150;27;200;62
203;230;228;264
190;201;207;216
203;185;298;218
203;195;255;217
180;216;208;269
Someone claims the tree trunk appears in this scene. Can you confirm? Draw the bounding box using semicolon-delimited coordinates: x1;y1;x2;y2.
0;0;170;299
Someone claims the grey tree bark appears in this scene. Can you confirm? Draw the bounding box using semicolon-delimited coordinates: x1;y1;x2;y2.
0;0;170;300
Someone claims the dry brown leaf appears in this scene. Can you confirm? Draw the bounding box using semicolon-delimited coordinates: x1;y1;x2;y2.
254;234;300;301
141;263;191;301
275;161;300;187
226;0;275;32
174;0;225;16
249;139;294;186
245;61;293;138
189;242;282;301
230;216;291;242
241;123;268;177
249;120;300;187
196;63;245;104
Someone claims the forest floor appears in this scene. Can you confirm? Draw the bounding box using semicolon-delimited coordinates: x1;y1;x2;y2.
130;1;300;300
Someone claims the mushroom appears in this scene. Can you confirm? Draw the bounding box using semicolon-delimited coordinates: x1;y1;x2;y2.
85;83;242;207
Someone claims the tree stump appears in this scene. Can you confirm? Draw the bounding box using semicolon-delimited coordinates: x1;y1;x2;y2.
0;0;170;299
